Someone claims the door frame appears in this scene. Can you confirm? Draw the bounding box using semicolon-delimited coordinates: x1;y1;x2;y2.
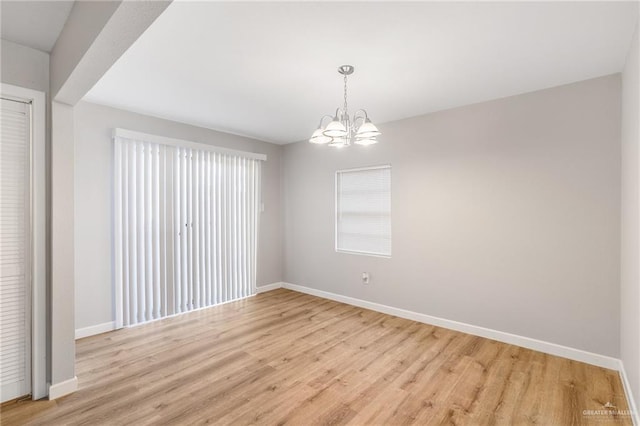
1;83;47;400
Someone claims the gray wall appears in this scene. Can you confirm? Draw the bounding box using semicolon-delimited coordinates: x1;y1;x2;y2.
283;75;621;357
73;101;283;330
621;20;640;410
51;101;75;383
1;39;50;93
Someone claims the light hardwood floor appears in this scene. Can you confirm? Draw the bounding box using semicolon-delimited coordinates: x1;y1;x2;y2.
1;289;632;425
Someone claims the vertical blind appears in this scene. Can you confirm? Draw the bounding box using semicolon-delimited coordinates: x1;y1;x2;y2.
336;165;391;257
0;98;31;402
114;131;262;327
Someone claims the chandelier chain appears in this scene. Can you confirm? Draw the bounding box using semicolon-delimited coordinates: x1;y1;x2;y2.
343;74;348;117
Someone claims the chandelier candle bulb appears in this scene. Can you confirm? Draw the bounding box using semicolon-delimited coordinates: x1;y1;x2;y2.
308;65;381;147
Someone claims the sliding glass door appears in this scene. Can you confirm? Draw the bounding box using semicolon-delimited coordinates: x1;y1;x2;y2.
113;132;261;327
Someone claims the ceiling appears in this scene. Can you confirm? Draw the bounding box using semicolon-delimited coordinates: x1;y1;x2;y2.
84;1;639;145
1;0;74;52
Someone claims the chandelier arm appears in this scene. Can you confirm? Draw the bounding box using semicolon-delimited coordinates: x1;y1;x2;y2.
352;109;369;128
352;117;365;130
353;109;369;120
317;115;333;128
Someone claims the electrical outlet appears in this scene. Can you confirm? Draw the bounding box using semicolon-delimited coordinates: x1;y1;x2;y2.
362;272;370;285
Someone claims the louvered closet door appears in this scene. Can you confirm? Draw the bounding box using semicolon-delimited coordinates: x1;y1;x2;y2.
0;98;31;402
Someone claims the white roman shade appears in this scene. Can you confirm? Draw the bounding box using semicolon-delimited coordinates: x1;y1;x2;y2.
113;129;263;327
336;165;392;257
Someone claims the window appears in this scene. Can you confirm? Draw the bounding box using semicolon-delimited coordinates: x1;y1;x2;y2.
336;165;391;257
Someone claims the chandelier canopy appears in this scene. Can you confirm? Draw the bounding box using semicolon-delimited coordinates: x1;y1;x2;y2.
309;65;381;147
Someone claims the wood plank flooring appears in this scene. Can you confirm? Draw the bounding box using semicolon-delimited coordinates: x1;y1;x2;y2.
0;289;632;425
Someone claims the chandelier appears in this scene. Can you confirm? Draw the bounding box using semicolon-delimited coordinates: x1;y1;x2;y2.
309;65;381;147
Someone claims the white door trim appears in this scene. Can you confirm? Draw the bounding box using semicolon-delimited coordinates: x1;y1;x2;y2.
1;83;47;400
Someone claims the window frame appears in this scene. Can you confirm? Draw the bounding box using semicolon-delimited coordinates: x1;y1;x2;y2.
335;164;392;258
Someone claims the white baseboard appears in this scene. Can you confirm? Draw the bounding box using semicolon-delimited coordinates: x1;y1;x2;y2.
75;321;116;339
281;282;620;371
619;360;639;425
256;282;284;293
48;376;77;400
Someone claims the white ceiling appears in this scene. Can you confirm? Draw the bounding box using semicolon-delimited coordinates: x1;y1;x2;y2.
1;0;74;52
84;1;639;145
